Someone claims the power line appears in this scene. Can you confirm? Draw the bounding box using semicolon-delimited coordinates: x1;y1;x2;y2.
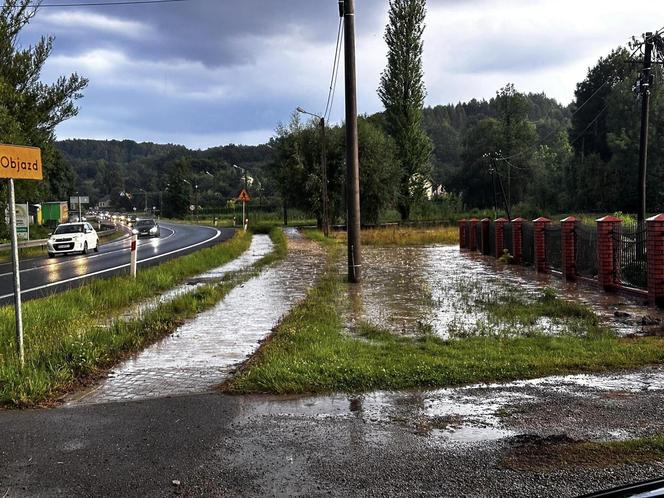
323;18;343;122
496;38;646;163
35;0;190;7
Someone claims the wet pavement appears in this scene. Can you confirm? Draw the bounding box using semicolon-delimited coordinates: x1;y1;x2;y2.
6;366;664;497
341;244;664;338
68;230;325;405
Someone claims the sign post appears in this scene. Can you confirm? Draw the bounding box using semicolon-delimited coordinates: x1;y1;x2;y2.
237;188;251;232
0;144;42;367
130;233;137;278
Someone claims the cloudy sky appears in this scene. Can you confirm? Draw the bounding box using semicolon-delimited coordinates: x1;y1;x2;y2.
21;0;664;149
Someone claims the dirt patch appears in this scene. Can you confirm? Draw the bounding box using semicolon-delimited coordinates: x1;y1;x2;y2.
502;433;664;471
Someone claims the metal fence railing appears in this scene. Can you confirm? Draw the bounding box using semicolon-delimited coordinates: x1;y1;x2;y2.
544;224;562;271
503;222;513;257
575;223;598;279
614;221;648;290
521;222;534;265
488;222;496;256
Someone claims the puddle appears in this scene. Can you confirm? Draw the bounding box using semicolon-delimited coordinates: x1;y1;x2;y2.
117;234;274;321
68;229;325;405
238;365;664;445
340;244;664;338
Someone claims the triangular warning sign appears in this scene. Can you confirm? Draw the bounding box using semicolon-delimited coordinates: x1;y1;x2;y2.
237;189;251;202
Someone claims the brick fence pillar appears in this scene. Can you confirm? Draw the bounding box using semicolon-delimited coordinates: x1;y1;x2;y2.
469;218;478;251
459;219;467;249
481;218;491;255
494;218;507;258
511;217;526;264
533;217;551;273
647;214;664;307
596;216;621;291
561;216;577;281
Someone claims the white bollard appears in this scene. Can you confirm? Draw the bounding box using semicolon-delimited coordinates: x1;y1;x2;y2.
130;233;137;278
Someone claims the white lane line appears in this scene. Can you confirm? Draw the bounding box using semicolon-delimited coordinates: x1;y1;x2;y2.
0;226;176;278
0;226;223;300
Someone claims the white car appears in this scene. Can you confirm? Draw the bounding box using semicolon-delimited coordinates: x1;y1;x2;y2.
47;222;99;257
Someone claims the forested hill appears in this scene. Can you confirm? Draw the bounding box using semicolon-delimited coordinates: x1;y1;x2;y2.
55;139;275;209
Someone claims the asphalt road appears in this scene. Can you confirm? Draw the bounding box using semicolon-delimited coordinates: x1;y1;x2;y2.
0;223;234;305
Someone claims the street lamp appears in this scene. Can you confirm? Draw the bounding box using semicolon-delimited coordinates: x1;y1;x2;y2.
296;106;329;237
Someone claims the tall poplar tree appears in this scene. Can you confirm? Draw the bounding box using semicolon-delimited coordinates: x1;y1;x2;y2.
378;0;432;220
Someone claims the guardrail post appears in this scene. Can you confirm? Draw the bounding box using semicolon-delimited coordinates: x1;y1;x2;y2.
130;234;137;278
469;218;478;251
511;217;526;264
494;218;507;258
561;216;577;281
596;216;621;291
647;214;664;307
533;217;551;273
480;218;490;255
459;219;467;250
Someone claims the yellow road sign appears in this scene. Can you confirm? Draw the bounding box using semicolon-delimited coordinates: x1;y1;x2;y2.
0;144;42;180
238;189;251;202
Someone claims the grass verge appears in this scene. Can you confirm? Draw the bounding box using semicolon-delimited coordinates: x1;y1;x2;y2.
0;229;273;407
225;242;664;395
332;226;458;246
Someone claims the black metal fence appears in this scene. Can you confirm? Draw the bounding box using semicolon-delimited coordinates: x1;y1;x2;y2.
503;222;513;256
522;222;534;265
614;221;647;290
544;224;562;271
575;223;598;279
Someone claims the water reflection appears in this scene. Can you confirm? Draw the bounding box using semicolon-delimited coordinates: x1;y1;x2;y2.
340;244;664;338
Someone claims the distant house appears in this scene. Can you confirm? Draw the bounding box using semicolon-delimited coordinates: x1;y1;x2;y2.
98;196;111;208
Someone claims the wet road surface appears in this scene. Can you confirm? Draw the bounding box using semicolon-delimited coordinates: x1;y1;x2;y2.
0;223;233;305
68;230;324;405
5;366;664;496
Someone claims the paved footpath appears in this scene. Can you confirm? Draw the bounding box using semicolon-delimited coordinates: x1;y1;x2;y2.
68;229;325;405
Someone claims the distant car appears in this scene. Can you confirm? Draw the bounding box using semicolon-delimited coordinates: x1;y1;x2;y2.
47;222;99;257
132;218;160;238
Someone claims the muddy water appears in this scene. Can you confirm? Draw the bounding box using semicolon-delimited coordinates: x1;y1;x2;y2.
69;229;325;405
238;365;664;445
340;244;664;338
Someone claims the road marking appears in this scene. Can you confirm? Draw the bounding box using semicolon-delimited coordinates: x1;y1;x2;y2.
0;226;176;278
0;226;223;300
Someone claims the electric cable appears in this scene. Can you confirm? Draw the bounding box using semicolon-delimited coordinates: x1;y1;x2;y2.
35;0;190;7
323;18;343;121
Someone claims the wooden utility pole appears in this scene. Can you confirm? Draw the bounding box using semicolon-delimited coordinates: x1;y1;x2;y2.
320;117;329;237
342;0;362;282
638;32;654;226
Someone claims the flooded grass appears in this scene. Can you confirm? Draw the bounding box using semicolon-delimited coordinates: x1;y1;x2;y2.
332;225;458;246
0;229;270;407
502;433;664;471
226;240;664;395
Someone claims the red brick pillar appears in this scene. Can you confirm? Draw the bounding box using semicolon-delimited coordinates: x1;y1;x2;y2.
647;214;664;307
533;217;551;273
469;218;478;251
561;216;577;281
459;219;467;249
481;218;490;255
494;218;507;258
511;217;526;264
596;216;621;291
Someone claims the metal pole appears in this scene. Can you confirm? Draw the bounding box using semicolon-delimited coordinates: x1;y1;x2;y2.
9;179;24;367
343;0;362;283
242;201;246;231
321;117;329;237
638;32;654;226
78;193;81;221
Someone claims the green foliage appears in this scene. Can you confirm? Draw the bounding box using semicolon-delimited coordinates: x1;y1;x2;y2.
378;0;433;221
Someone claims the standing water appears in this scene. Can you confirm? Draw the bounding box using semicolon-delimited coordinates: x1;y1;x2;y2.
68;229;325;405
